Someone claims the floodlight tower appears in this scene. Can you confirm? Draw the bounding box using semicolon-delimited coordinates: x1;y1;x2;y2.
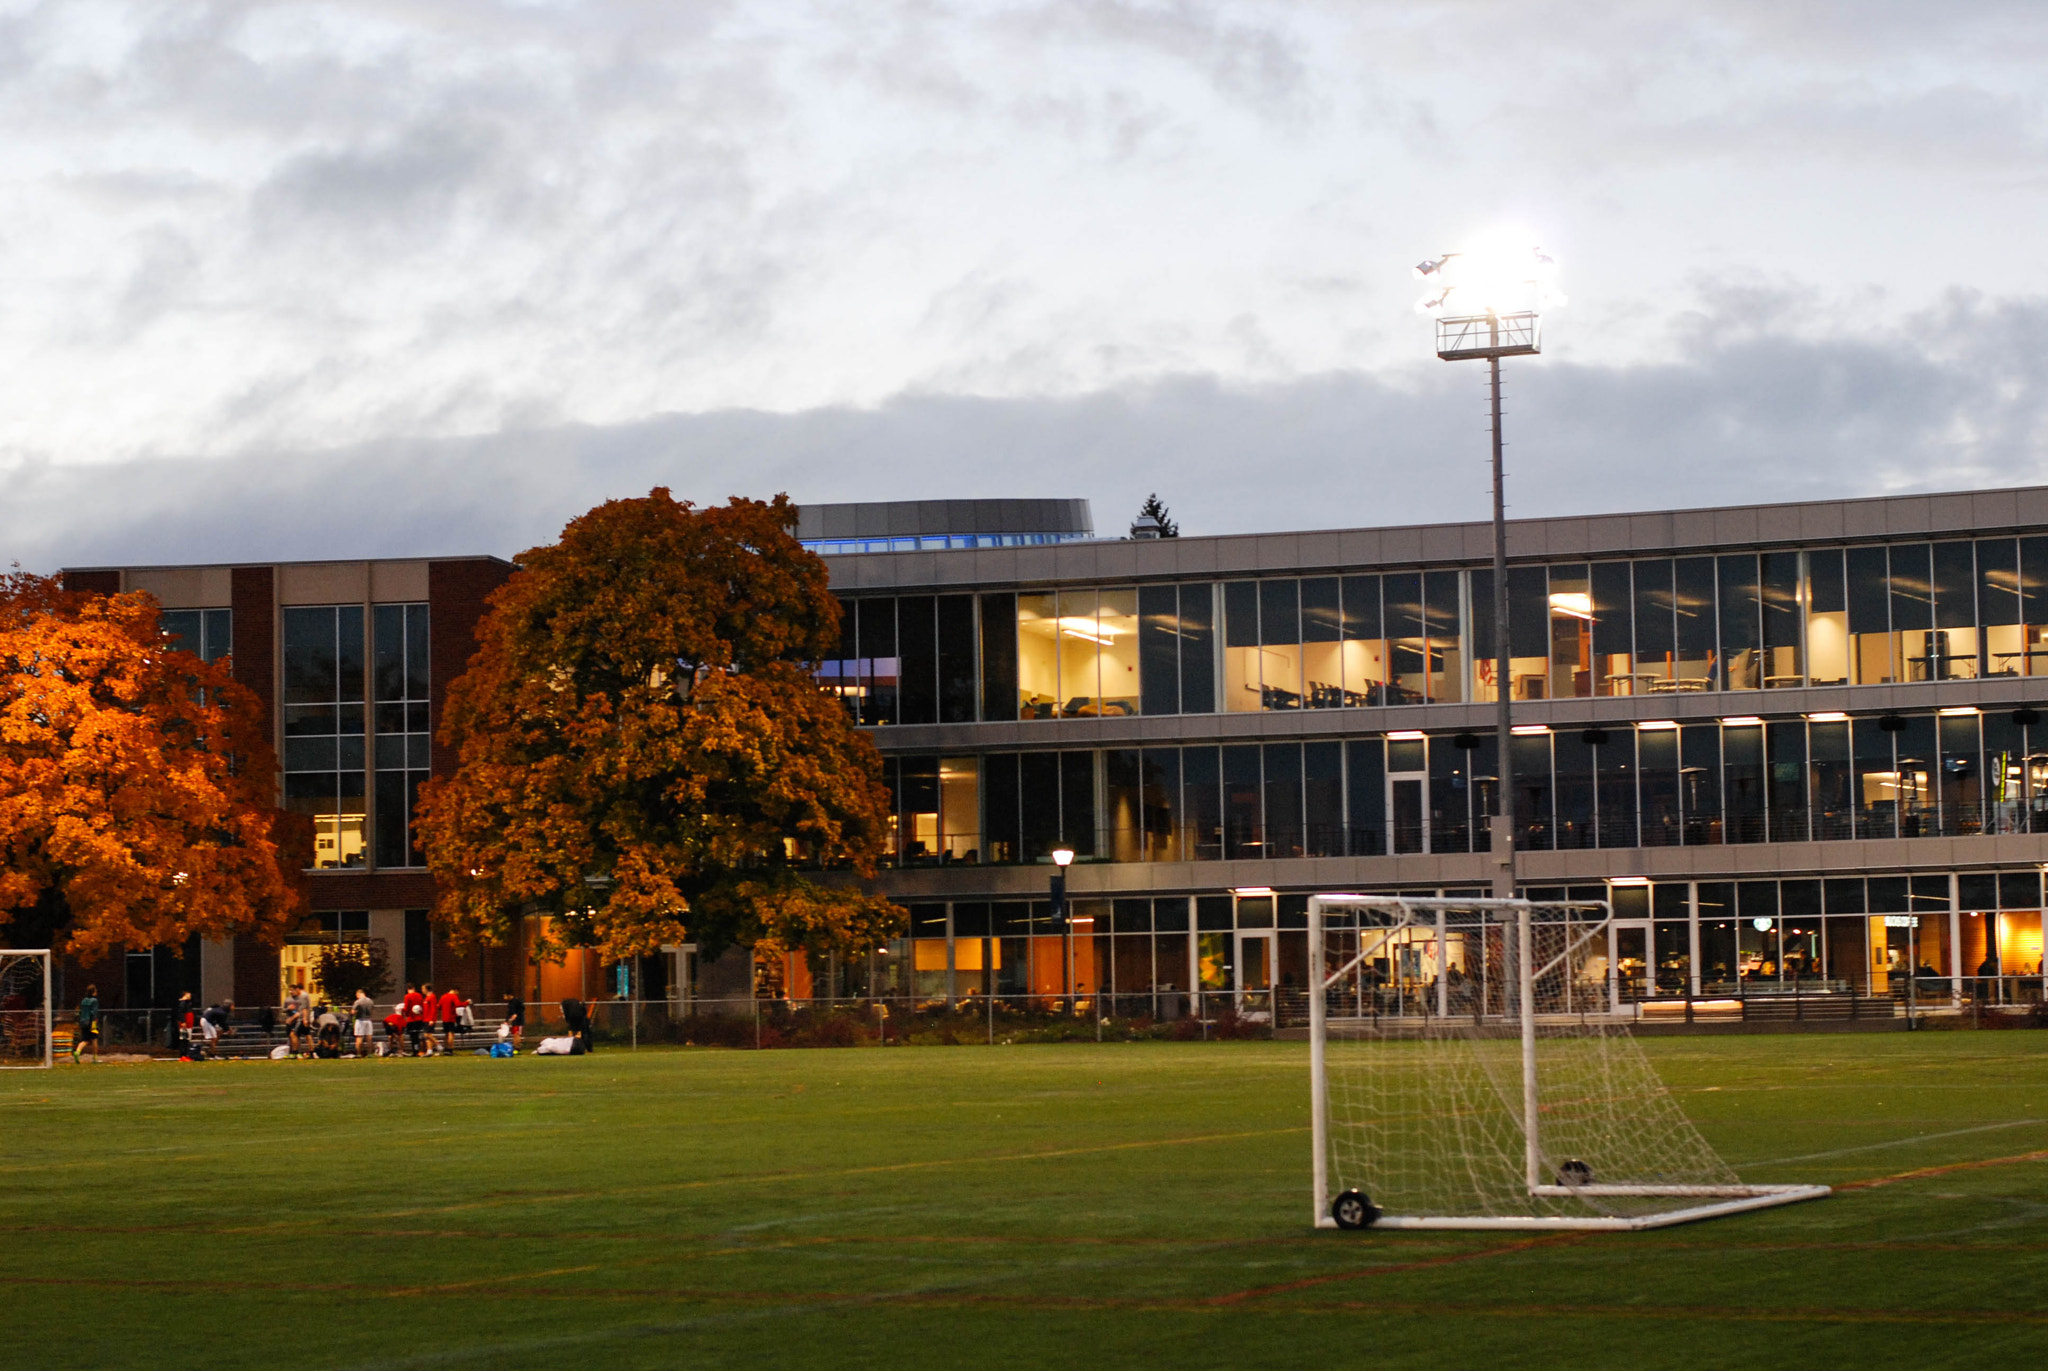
1413;245;1562;900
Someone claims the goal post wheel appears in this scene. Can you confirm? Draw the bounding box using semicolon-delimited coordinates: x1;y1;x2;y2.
1557;1159;1595;1188
1330;1189;1380;1231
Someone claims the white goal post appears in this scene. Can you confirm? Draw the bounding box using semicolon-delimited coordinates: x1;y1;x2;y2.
1308;897;1829;1232
0;950;53;1070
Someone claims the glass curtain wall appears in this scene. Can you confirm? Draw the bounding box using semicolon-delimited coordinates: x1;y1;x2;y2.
371;603;430;868
282;605;367;869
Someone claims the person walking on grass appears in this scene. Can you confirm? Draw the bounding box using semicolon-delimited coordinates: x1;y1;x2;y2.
71;985;100;1063
351;988;374;1057
436;984;461;1055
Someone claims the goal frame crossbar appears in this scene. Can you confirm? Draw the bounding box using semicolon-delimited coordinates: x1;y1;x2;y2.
1307;897;1829;1232
0;948;54;1071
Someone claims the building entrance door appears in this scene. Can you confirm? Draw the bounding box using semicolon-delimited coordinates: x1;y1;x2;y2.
1388;772;1427;854
1611;921;1651;1003
1236;930;1274;1018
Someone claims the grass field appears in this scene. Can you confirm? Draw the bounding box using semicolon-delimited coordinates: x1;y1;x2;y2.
4;1034;2047;1369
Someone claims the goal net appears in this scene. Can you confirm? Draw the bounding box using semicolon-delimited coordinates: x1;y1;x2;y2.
0;950;53;1069
1309;897;1827;1231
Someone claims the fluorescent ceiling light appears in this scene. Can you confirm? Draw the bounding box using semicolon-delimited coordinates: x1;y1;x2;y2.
1511;724;1549;735
1938;706;1980;716
1547;591;1593;621
1232;886;1274;897
1609;876;1650;887
1637;720;1677;731
1386;729;1426;741
1721;716;1763;727
1806;712;1848;722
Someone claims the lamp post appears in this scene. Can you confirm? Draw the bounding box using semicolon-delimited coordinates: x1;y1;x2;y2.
1051;847;1076;1012
1414;244;1562;901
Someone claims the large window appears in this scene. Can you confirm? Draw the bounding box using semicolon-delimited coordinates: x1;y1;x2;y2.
282;605;366;869
372;603;430;869
159;608;232;662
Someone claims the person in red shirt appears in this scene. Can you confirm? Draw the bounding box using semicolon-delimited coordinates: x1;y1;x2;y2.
402;984;427;1057
381;1010;406;1057
436;986;461;1055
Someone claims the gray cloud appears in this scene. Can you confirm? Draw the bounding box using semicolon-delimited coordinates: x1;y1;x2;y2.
12;287;2048;575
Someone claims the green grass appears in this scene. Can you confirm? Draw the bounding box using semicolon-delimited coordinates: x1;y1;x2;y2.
4;1034;2047;1369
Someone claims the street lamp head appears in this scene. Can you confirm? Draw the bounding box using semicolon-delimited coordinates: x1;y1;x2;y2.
1414;240;1563;318
1051;847;1075;867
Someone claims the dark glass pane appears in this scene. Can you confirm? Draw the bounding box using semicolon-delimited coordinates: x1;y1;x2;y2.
374;770;410;868
1853;718;1896;840
1177;585;1215;713
1223;581;1259;649
1889;544;1933;631
1182;745;1222;860
1263;743;1304;858
1933;542;1976;630
896;596;937;726
1383;572;1423;640
1595;730;1637;848
857;598;897;726
1761;553;1800;649
1111;899;1150;934
953;903;992;938
160;609;199;656
1638;727;1680;847
1138;585;1180;717
1939;712;1982;836
2023;537;2048;627
1104;749;1142;863
1723;723;1765;844
1809;721;1852;840
1633;559;1675;659
979;593;1017;722
1222;745;1262;860
404;605;428;700
936;595;977;723
1140;748;1181;861
1508;566;1548;658
1718;554;1760;688
1346;739;1384;855
1823;878;1866;913
1682;724;1722;843
1260;580;1300;646
1018;752;1061;861
1846;546;1889;634
1300;577;1341;643
1866;876;1907;913
1512;733;1553;851
1591;562;1632;657
1424;569;1461;642
983;753;1020;864
336;606;363;703
2000;872;2040;909
1674;557;1716;657
1767;721;1807;842
1978;538;2020;632
1553;732;1594;850
1809;548;1845;614
1430;735;1471;854
1340;575;1381;640
1061;751;1096;858
282;607;338;706
1304;741;1343;857
1956;873;1997;912
1154;898;1190;932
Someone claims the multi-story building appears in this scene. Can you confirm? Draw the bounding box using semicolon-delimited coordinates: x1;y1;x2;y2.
824;487;2048;1015
54;483;2048;1019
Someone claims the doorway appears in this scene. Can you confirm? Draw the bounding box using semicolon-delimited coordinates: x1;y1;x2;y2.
1389;771;1427;854
1611;921;1651;1003
1236;930;1274;1018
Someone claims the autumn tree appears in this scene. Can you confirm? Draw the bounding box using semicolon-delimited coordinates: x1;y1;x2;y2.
0;572;310;961
414;491;901;968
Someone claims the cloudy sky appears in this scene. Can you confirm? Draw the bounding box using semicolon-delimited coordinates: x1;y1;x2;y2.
8;0;2048;569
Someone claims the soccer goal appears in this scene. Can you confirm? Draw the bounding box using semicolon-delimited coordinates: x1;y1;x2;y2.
0;950;53;1070
1308;897;1828;1232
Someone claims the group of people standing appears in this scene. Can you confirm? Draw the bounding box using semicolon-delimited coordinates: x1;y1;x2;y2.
375;983;483;1056
67;986;538;1060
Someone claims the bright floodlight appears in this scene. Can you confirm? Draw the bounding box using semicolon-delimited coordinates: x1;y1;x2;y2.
1414;241;1563;318
1051;847;1076;867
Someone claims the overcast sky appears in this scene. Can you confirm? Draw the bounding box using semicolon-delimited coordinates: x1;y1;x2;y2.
8;0;2048;570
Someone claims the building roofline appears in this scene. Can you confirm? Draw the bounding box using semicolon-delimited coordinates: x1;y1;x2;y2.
59;554;516;576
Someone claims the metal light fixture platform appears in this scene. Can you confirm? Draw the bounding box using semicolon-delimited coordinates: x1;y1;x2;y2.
1415;240;1562;900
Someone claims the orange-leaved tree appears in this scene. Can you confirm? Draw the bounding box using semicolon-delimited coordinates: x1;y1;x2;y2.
414;491;901;968
0;572;310;961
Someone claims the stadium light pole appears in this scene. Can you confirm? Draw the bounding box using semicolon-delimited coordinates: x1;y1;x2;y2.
1413;243;1562;902
1051;847;1076;1012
